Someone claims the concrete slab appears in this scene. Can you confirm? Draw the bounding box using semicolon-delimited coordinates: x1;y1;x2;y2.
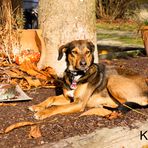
36;120;148;148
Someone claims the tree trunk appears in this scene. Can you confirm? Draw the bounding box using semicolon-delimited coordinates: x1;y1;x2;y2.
38;0;97;77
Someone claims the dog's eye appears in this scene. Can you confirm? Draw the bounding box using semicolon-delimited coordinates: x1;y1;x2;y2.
72;51;78;54
86;51;90;55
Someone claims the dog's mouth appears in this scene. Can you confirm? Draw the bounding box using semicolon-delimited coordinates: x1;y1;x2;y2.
76;66;89;72
68;65;89;72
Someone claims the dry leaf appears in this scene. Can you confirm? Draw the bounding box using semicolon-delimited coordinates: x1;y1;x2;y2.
35;74;48;80
11;68;24;76
24;76;41;87
0;103;16;107
19;79;29;89
43;67;57;78
5;121;35;133
9;79;19;85
106;111;122;120
80;108;112;117
0;58;57;90
4;70;22;78
19;62;39;76
29;125;42;139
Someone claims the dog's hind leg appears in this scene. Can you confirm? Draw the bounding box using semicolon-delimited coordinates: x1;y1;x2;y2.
107;75;148;106
87;89;118;108
79;90;117;117
28;95;70;112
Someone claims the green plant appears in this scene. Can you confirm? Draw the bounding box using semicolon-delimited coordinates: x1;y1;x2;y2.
143;20;148;25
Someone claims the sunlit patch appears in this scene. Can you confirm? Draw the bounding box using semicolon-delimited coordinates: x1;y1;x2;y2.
100;50;108;55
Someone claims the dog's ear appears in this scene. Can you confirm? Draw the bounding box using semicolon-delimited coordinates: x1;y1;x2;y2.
58;43;70;60
87;41;95;53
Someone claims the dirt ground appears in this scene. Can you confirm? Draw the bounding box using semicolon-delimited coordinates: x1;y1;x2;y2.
0;56;148;148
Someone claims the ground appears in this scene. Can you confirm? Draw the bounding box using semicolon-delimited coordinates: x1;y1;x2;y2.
0;20;148;147
0;56;148;148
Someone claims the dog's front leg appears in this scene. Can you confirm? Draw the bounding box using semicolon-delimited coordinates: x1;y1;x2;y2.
75;64;105;110
33;84;91;120
74;79;104;111
29;95;70;112
34;102;83;120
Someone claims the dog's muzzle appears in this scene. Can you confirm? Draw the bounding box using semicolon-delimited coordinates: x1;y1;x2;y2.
80;58;87;67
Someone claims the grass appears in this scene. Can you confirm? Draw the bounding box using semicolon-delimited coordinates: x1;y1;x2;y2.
97;33;143;45
96;20;143;46
96;20;139;31
118;36;143;45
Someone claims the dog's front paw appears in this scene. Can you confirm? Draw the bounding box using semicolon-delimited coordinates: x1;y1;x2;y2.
28;105;45;112
33;106;59;120
34;110;49;120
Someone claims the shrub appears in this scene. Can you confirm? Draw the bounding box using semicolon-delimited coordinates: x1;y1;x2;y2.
96;0;134;20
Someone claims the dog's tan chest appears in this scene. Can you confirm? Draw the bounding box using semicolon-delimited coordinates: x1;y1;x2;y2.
66;89;75;98
66;75;82;98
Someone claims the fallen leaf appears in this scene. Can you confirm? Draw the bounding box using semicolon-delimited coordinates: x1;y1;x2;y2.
0;59;57;90
4;70;23;78
29;125;42;139
11;68;24;76
42;67;57;78
24;76;41;87
5;121;35;133
106;111;122;120
0;103;16;107
9;79;19;85
19;62;39;76
19;79;29;89
80;108;112;117
36;74;48;80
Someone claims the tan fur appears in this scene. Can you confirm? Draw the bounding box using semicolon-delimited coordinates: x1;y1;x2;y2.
107;75;148;106
29;73;148;120
29;40;148;120
68;47;93;70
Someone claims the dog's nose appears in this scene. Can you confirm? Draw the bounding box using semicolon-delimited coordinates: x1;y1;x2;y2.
80;59;87;66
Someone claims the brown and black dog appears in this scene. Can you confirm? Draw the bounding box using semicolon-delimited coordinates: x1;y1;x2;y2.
29;40;148;120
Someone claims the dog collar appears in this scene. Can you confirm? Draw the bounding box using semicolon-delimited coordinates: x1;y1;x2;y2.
69;71;83;90
70;71;78;76
69;70;85;76
65;69;85;90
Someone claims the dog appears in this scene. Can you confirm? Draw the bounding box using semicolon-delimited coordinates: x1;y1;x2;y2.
29;40;148;120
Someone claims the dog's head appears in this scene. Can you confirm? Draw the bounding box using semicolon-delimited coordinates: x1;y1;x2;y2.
58;40;95;71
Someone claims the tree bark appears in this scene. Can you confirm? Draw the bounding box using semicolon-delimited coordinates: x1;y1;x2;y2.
38;0;97;77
